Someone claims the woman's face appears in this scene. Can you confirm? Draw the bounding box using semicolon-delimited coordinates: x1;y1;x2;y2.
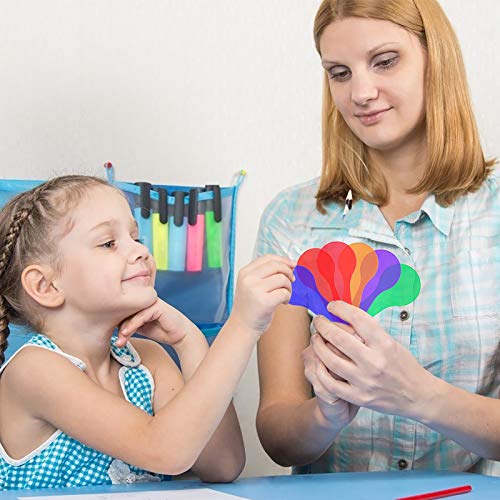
320;17;427;153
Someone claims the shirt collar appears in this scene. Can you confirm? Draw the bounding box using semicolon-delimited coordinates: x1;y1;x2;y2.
308;193;455;241
419;193;455;237
309;198;400;247
308;196;367;230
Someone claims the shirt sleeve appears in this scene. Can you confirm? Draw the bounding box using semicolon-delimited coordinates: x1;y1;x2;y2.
253;189;302;260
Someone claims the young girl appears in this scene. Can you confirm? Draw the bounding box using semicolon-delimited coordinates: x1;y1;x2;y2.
0;175;295;490
255;0;499;475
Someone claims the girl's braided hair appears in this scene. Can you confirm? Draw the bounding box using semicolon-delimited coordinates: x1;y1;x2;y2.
0;175;113;366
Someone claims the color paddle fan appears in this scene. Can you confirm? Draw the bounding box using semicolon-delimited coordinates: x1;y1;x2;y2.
290;242;421;321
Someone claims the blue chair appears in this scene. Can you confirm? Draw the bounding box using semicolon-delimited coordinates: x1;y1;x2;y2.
3;325;31;362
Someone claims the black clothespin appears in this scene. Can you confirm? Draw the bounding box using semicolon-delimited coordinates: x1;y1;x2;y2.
172;191;186;227
205;185;222;222
153;187;169;224
134;182;152;219
188;188;202;226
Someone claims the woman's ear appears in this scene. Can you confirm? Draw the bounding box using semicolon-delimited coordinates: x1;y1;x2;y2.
21;265;65;309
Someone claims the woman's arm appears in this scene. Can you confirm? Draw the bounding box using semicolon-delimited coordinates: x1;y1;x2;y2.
312;301;500;460
419;378;500;460
256;304;356;467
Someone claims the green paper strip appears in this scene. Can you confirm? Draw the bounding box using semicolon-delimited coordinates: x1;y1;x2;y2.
205;211;222;268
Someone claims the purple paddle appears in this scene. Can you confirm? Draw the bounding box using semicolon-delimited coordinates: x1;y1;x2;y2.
359;250;401;312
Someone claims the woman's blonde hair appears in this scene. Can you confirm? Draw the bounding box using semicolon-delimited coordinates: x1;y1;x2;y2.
0;175;114;365
313;0;496;213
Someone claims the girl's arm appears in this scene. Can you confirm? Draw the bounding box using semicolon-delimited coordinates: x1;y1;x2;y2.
256;304;356;467
135;328;244;483
175;331;244;482
7;322;252;476
312;301;500;460
6;255;293;476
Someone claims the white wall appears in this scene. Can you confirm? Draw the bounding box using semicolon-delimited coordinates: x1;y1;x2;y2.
1;1;498;478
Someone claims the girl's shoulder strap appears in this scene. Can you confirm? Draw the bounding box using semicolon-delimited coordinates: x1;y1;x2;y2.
110;337;142;367
0;334;86;377
1;334;144;378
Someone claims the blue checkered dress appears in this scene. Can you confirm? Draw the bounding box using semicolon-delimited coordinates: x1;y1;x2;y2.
255;170;500;475
0;334;170;490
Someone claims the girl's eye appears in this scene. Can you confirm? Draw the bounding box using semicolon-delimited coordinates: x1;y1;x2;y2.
99;240;116;249
134;238;144;244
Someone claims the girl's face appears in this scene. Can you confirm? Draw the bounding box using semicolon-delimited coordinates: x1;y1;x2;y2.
54;186;157;323
320;17;427;153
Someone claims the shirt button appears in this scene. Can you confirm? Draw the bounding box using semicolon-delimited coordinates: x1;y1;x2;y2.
400;310;410;321
398;459;408;470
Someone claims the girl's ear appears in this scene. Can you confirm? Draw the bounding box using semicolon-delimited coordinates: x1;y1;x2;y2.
21;265;65;308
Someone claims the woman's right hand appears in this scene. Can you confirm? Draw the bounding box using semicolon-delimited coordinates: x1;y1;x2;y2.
302;338;360;427
230;255;295;336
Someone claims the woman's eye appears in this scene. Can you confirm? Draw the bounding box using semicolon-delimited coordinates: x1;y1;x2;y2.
329;68;351;81
99;240;116;249
375;56;398;70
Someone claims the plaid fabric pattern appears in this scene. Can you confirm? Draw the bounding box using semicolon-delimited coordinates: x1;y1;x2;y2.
0;334;167;490
254;171;500;475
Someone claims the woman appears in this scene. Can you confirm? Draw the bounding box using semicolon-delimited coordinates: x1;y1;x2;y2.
255;0;499;475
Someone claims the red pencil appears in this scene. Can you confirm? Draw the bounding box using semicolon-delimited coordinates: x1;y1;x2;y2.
395;484;472;500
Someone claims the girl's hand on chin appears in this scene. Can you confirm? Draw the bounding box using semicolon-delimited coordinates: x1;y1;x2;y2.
116;299;193;347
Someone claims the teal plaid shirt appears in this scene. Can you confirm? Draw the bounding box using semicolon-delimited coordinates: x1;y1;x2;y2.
254;170;500;475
